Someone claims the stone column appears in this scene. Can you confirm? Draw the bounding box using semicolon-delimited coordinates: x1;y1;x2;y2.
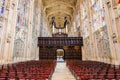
104;0;120;65
26;0;35;60
8;0;19;64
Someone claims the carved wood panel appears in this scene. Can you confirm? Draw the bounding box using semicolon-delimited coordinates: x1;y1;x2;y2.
38;37;83;46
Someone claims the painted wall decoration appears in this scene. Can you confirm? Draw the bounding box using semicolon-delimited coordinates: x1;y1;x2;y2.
0;0;5;15
16;0;30;27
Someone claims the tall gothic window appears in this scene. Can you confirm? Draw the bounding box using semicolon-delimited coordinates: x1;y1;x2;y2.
16;0;30;27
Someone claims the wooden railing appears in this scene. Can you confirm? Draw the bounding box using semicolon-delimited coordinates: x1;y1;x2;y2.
38;37;83;46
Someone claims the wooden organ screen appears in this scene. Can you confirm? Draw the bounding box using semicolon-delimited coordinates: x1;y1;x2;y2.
38;37;83;60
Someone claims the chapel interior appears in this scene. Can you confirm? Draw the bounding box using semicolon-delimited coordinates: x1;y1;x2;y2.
0;0;120;80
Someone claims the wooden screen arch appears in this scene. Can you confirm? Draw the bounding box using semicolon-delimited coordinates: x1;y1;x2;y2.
38;37;83;60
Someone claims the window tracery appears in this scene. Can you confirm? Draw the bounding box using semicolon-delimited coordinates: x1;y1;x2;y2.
13;39;24;59
16;0;30;27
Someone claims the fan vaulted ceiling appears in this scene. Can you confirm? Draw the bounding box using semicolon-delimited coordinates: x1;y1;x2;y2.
42;0;77;28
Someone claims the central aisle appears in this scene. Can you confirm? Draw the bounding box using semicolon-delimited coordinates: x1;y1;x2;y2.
51;62;76;80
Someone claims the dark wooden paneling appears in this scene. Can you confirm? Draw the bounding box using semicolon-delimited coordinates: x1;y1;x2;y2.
38;37;83;60
38;37;83;46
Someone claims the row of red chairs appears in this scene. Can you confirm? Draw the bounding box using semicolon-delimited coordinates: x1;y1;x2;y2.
0;60;56;80
67;60;120;80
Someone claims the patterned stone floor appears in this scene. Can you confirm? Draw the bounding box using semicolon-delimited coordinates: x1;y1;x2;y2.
51;62;76;80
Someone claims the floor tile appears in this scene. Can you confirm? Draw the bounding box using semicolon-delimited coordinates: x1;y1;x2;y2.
51;62;76;80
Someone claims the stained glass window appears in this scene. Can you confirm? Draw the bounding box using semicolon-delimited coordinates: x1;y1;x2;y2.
92;0;106;32
16;0;30;27
0;0;5;14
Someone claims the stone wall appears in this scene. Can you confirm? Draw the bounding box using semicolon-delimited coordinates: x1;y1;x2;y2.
71;0;120;65
0;0;51;65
